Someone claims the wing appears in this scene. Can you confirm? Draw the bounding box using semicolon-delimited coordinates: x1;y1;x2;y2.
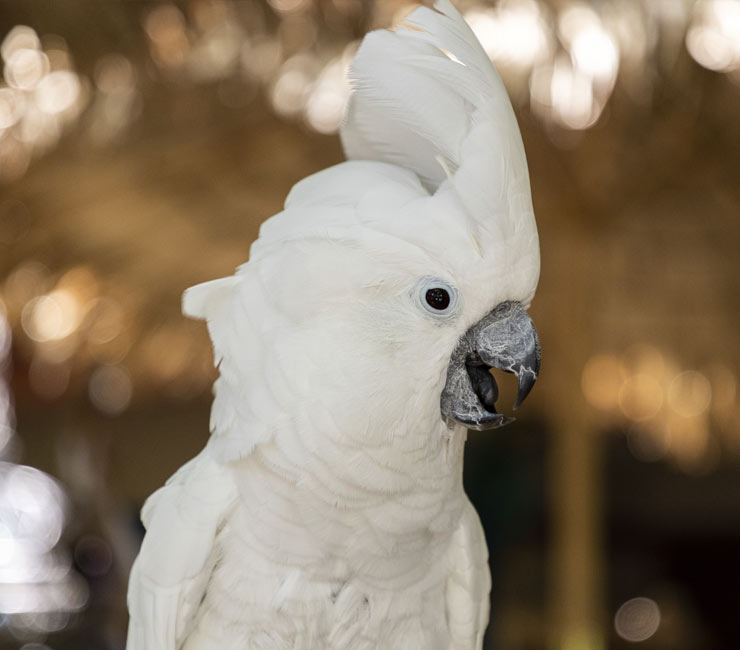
446;501;492;650
126;448;239;650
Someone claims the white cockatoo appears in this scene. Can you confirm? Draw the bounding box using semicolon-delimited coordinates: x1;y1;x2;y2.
126;1;541;649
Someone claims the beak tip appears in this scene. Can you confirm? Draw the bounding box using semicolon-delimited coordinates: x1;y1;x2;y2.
496;415;516;428
514;370;538;410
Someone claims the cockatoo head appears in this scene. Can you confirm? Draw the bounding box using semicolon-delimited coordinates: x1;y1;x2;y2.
183;0;541;461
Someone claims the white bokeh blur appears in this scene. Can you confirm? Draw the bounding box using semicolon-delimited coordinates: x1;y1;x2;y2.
0;313;88;635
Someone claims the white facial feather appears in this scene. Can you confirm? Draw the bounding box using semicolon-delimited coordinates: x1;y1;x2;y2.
191;153;537;464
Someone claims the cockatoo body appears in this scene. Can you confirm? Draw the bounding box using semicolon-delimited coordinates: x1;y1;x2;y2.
126;2;541;649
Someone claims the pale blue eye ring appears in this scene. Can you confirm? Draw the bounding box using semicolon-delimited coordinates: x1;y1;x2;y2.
417;277;459;318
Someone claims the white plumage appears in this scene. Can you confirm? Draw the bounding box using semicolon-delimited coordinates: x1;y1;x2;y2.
126;1;540;648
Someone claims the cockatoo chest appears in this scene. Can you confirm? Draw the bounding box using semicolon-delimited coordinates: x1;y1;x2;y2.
189;553;454;650
184;433;468;650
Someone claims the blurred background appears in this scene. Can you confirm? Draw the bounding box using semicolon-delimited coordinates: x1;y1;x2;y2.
0;0;739;649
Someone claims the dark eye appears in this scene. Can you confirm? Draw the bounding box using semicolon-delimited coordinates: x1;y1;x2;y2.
425;288;451;310
418;278;458;318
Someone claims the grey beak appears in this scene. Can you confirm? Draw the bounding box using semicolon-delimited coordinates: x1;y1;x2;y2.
440;301;541;431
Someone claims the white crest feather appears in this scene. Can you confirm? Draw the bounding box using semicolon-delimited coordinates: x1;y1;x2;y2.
342;0;536;248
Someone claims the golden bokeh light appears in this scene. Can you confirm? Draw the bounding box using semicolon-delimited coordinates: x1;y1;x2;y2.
0;24;87;184
268;0;311;14
583;343;736;474
305;56;351;134
664;415;717;475
550;55;600;129
144;4;190;70
84;297;124;346
94;54;134;94
686;0;740;72
581;353;626;411
465;1;552;70
0;87;25;129
568;21;619;86
668;370;712;419
34;70;80;114
241;37;283;83
618;373;664;422
1;25;41;61
270;54;315;116
3;48;49;91
21;289;82;343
